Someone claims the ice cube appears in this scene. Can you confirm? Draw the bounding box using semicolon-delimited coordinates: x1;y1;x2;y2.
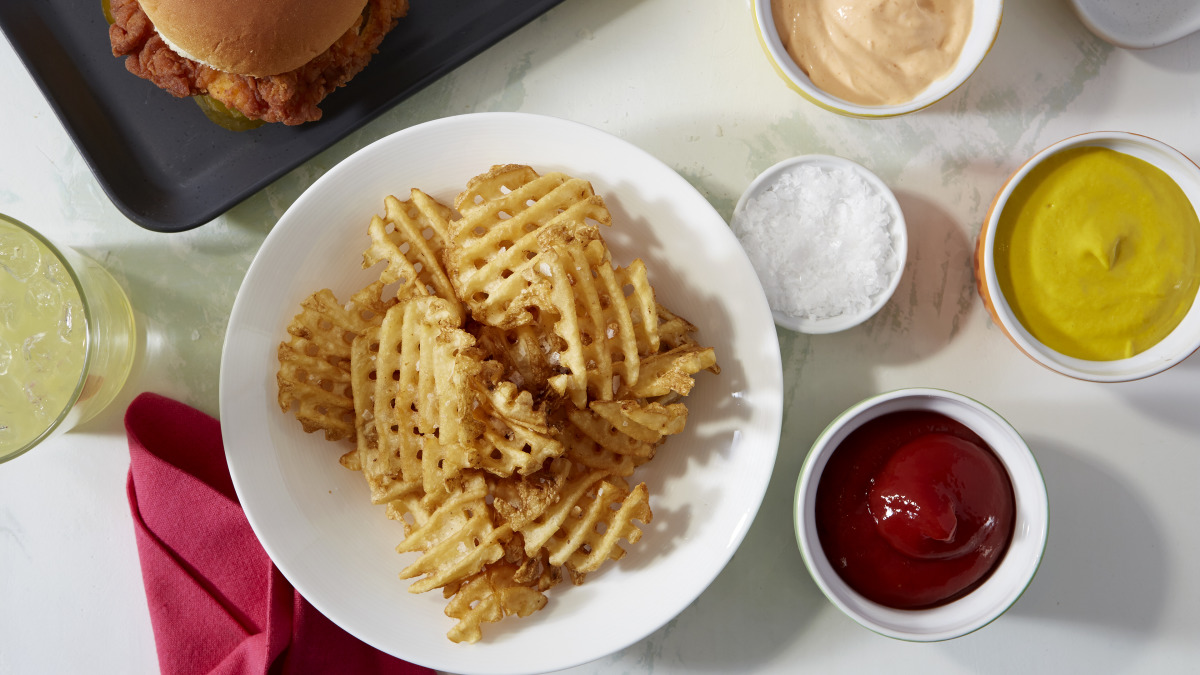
0;230;41;281
57;299;81;341
22;331;52;371
43;260;69;287
24;381;45;416
0;300;13;330
0;339;10;376
25;275;62;313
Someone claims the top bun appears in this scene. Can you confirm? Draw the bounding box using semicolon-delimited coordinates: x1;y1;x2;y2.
139;0;369;77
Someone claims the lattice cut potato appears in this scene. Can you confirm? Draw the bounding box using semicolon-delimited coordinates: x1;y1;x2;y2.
469;365;564;479
542;238;647;409
373;296;483;500
393;472;513;594
276;165;719;643
443;561;549;644
445;164;611;329
538;475;652;576
276;282;396;441
362;190;463;322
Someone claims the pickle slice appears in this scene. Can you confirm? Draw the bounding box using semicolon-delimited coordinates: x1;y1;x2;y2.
192;96;266;132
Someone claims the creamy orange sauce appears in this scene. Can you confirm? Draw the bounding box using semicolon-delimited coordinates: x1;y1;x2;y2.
770;0;973;106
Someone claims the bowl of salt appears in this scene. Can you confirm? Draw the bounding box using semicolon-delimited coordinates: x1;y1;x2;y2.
732;155;907;334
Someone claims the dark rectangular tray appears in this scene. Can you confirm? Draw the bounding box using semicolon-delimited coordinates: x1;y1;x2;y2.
0;0;566;232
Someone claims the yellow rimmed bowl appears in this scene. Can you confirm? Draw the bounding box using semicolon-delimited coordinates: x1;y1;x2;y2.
975;131;1200;382
751;0;1004;118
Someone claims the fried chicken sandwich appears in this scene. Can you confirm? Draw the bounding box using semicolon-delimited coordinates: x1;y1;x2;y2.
108;0;410;126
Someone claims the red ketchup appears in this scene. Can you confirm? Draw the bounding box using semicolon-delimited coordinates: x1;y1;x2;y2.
815;410;1015;609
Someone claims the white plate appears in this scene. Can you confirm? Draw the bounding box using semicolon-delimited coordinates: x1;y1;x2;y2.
219;112;784;675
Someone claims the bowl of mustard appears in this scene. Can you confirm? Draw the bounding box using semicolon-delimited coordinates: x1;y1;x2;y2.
976;131;1200;382
752;0;1004;118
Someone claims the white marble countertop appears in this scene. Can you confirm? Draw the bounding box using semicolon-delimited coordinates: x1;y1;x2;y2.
2;0;1199;673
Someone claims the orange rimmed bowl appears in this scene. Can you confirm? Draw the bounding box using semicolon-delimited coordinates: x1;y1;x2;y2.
975;131;1200;382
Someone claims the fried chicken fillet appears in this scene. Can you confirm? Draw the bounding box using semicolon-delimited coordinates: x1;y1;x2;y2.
108;0;409;125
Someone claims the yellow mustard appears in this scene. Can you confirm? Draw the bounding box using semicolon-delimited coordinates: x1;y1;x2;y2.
995;146;1200;361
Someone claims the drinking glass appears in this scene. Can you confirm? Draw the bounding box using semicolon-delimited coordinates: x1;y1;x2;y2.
0;213;136;463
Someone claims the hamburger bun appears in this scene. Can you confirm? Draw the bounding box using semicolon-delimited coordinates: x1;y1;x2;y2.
138;0;370;77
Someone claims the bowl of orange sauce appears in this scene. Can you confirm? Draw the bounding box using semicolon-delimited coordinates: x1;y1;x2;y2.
751;0;1003;118
976;131;1200;382
794;388;1048;641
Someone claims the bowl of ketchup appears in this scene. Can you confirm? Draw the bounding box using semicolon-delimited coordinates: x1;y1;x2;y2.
794;388;1048;641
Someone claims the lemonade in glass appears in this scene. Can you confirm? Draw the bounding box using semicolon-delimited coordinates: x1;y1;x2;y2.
0;214;136;462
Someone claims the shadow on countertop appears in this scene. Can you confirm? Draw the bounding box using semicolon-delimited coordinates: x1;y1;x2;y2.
1008;435;1166;634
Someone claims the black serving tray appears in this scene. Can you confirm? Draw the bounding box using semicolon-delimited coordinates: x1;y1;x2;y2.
0;0;567;232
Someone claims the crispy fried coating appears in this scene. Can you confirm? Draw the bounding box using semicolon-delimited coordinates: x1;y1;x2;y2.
108;0;409;125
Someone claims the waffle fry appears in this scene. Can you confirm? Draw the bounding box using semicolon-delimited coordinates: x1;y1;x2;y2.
363;191;463;322
560;417;641;478
542;238;645;408
443;562;549;644
275;165;718;643
470;322;558;398
276;282;395;441
620;344;719;399
521;472;652;576
446;165;610;329
567;405;658;460
589;399;688;443
470;369;564;479
489;457;571;531
394;473;513;593
373;297;483;500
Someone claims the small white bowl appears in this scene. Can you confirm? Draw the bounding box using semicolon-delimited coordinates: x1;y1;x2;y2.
751;0;1004;117
794;388;1048;642
732;155;907;334
975;131;1200;382
1069;0;1200;49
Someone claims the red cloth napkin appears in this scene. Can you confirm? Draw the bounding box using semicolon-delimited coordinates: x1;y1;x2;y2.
125;392;432;675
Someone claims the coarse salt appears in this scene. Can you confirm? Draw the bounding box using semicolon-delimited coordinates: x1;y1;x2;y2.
733;163;898;322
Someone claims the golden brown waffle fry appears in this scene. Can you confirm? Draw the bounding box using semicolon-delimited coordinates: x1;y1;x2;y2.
589;399;688;443
350;328;422;503
469;363;564;478
560;419;640;478
489;457;571;531
470;322;558;398
654;302;699;350
513;465;611;558
446;165;611;329
394;472;513;593
566;405;658;460
276;165;719;643
276;282;395;441
348;330;378;461
443;562;549;644
532;475;652;575
620;344;719;399
543;239;644;408
373;297;483;499
362;191;462;321
619;259;660;357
